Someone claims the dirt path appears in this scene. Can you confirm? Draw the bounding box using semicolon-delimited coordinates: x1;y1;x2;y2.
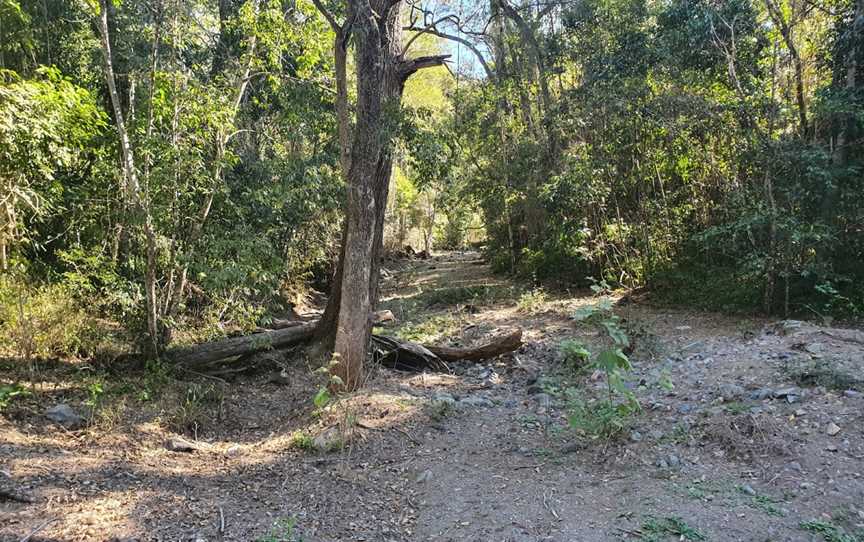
2;252;864;541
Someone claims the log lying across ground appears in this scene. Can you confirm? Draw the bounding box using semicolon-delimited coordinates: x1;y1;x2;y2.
166;319;522;372
426;329;523;362
167;321;317;367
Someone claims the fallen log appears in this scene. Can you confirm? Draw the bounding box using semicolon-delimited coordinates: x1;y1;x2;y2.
371;329;522;371
371;335;450;372
166;319;522;372
425;329;523;362
166;321;317;367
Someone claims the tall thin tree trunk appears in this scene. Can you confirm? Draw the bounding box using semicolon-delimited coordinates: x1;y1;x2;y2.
95;0;160;355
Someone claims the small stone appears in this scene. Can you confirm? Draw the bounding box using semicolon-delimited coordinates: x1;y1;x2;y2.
165;437;198;453
826;422;841;436
534;393;552;409
778;320;804;335
750;388;774;401
415;469;433;484
805;343;824;355
312;426;348;452
225;445;242;457
432;393;456;406
666;454;681;468
718;384;745;401
630;431;643;443
458;396;493;408
268;371;291;385
843;390;861;399
657;459;669;469
526;384;543;395
773;388;801;403
648;430;665;440
786;461;803;473
826;444;838;452
676;404;693;415
740;484;757;496
45;404;85;429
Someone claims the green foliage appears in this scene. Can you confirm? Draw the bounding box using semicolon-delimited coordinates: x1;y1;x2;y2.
257;516;302;542
167;382;224;435
559;339;591;371
0;382;29;410
639;516;706;541
0;67;104;266
799;520;864;542
288;431;315;451
516;288;548;313
0;275;102;359
566;298;641;439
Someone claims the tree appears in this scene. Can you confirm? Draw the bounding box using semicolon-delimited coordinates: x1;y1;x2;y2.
312;0;449;389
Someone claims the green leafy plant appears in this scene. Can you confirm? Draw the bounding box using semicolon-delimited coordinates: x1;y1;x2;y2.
639;516;706;541
559;339;591;371
257;516;302;542
517;287;548;313
566;300;641;440
799;520;864;542
0;383;29;410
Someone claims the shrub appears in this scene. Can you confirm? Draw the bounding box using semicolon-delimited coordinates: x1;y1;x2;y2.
0;275;101;359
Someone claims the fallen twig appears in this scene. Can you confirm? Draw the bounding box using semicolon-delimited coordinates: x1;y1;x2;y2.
19;518;57;542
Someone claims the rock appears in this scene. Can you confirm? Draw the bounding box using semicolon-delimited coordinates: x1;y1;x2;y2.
432;393;456;406
786;461;803;473
750;388;774;401
676;404;694;415
45;404;85;429
777;320;804;335
843;390;861;399
268;370;291;385
648;429;665;440
773;387;801;403
458;396;493;408
165;437;199;453
740;484;757;496
656;454;680;469
826;422;841;436
534;393;552;409
225;445;242;457
804;343;824;355
826;444;838;452
415;469;433;484
312;426;348;452
630;431;643;443
718;384;745;402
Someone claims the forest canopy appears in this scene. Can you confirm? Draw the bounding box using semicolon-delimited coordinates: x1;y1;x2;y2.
0;0;862;364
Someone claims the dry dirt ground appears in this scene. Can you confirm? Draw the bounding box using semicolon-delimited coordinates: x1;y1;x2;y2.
2;252;864;542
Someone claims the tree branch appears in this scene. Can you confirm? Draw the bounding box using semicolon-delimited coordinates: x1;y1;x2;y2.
311;0;341;33
399;54;452;81
403;25;493;79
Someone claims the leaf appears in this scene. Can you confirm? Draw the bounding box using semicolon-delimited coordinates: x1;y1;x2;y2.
313;387;330;409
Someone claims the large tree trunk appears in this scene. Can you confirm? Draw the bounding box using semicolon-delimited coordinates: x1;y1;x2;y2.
311;0;448;390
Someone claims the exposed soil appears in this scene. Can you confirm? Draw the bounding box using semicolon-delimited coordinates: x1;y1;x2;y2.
2;252;863;541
